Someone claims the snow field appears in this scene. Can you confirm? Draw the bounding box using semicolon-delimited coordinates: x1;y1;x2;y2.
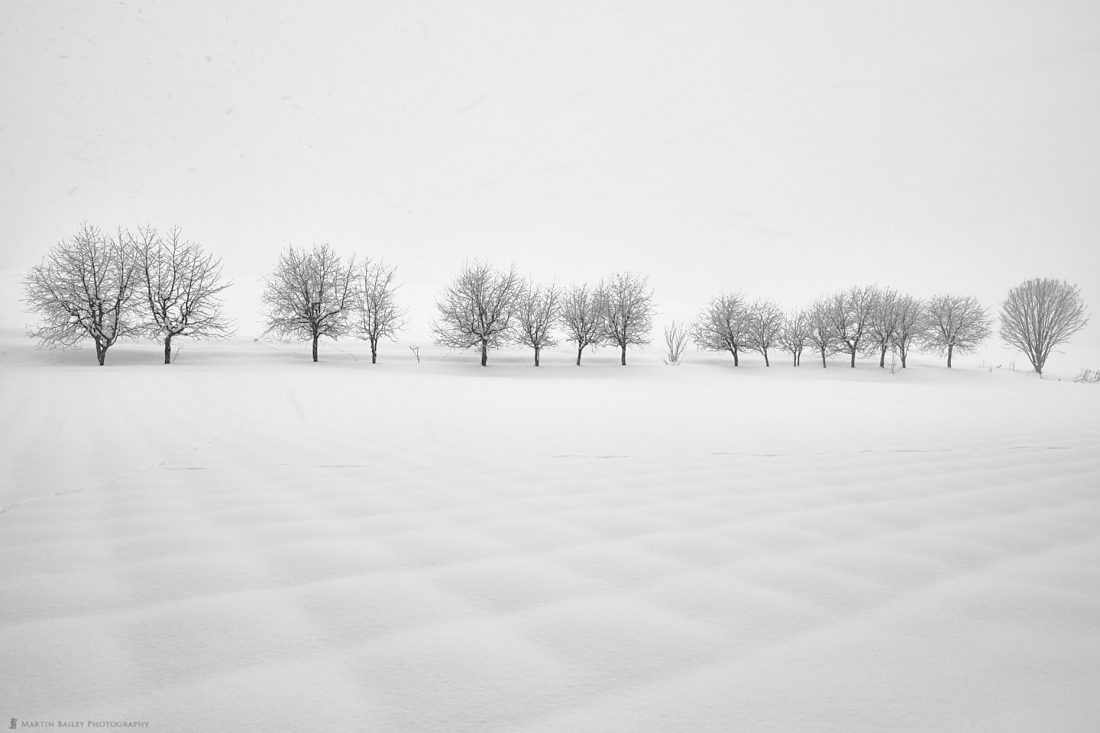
2;338;1099;731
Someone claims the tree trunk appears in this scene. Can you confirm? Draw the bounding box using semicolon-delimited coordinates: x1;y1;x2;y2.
732;346;739;367
763;349;770;367
850;349;856;368
95;341;106;366
620;344;627;366
371;339;378;364
576;346;583;366
879;344;887;368
481;339;488;367
312;334;319;362
163;334;173;365
820;348;827;368
947;344;953;368
900;350;908;368
534;346;541;367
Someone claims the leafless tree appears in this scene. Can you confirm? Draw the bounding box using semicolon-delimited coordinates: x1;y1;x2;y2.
601;272;654;366
999;278;1089;376
560;282;606;365
827;285;879;368
516;280;562;366
865;287;899;368
891;294;924;368
261;243;357;362
779;309;811;366
133;225;232;364
663;320;689;365
432;260;523;366
23;223;140;365
354;257;405;364
806;299;838;368
923;293;992;368
746;298;784;367
691;292;750;366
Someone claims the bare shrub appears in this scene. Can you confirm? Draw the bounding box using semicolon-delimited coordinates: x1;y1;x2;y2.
663;320;689;365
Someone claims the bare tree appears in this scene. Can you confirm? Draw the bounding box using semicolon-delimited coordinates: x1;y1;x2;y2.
602;272;655;366
516;280;562;366
23;223;140;365
746;299;784;367
779;309;811;366
923;293;992;368
892;294;924;368
432;260;523;366
134;225;232;364
691;292;750;366
663;320;689;365
560;282;606;365
1000;278;1089;376
865;287;899;368
806;298;838;368
827;285;879;368
261;244;357;362
354;257;405;364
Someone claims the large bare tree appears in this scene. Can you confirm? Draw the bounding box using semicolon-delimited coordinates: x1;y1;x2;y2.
923;293;992;368
23;223;140;365
892;294;925;368
865;287;899;368
745;298;784;367
515;280;561;366
354;257;405;364
779;309;811;367
601;272;654;366
261;243;357;362
432;260;523;366
806;298;838;368
691;292;750;366
827;285;879;368
560;282;606;365
999;278;1089;376
134;225;232;364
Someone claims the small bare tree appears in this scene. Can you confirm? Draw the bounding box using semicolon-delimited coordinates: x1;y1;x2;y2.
806;298;838;368
923;293;992;368
779;309;811;366
1000;278;1089;376
516;280;562;366
354;257;405;364
23;223;140;365
560;283;606;365
892;294;925;368
827;285;879;368
261;243;357;362
134;225;232;364
432;260;523;366
746;299;784;367
663;320;689;365
865;287;899;368
602;272;654;366
691;292;750;366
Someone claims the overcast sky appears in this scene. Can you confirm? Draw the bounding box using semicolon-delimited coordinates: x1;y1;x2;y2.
2;0;1098;353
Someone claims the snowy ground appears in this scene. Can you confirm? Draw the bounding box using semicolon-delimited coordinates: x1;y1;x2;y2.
2;335;1099;732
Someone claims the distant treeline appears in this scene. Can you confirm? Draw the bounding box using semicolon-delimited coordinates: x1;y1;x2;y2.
22;224;1091;375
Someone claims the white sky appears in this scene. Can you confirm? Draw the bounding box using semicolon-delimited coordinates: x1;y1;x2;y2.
2;0;1099;349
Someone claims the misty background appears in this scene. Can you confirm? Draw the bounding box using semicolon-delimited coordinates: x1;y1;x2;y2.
2;0;1098;361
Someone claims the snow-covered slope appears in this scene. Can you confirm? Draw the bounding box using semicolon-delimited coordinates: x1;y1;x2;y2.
2;338;1098;731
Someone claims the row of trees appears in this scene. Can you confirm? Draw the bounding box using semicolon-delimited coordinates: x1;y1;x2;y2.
22;224;231;365
22;228;1091;375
